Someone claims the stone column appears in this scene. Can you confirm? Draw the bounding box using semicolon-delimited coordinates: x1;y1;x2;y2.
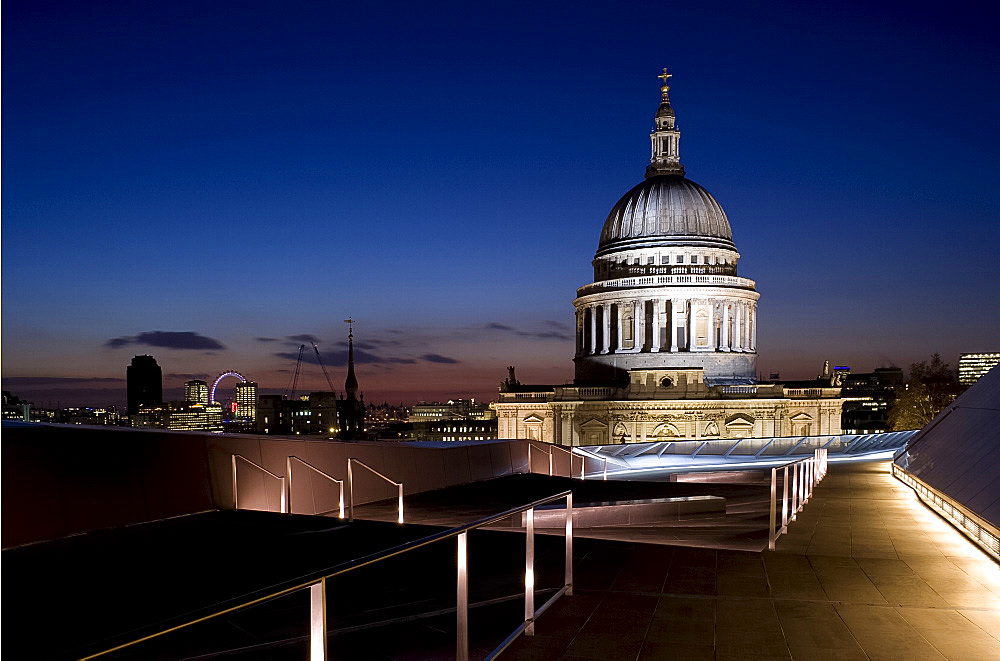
733;303;742;352
687;301;695;351
575;308;583;356
615;303;624;353
650;298;661;352
721;303;730;351
750;305;757;351
633;300;643;353
669;299;679;352
601;303;612;354
588;305;597;355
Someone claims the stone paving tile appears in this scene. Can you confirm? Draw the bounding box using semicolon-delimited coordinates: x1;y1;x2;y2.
638;641;715;660
787;645;868;660
562;630;646;660
717;571;771;598
766;569;828;600
773;600;864;653
807;554;859;569
868;573;949;607
835;604;945;660
813;565;889;604
959;609;1000;642
651;594;714;619
716;597;781;633
644;616;714;645
717;549;765;575
762;551;813;574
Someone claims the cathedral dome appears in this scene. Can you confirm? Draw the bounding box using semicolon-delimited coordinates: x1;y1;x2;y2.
596;174;735;256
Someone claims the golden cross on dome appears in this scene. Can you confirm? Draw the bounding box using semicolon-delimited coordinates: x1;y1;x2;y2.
658;68;672;86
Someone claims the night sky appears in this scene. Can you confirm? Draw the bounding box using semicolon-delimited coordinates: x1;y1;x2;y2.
3;1;998;408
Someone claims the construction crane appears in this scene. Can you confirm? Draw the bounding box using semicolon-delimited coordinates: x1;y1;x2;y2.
283;344;305;400
312;343;338;393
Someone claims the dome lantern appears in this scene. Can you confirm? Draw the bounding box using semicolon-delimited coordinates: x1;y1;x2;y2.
646;68;685;178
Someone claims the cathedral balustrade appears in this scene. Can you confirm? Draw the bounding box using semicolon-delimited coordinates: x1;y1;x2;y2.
555;386;616;400
599;264;737;280
785;388;840;398
720;386;758;395
577;274;756;296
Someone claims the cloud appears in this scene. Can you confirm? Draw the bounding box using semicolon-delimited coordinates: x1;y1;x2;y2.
518;330;572;340
106;331;225;351
286;334;321;344
422;353;460;364
3;376;124;386
483;321;571;341
255;337;280;343
165;373;210;380
544;320;571;331
274;348;417;367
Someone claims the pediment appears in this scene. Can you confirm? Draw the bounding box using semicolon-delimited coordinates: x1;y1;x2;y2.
789;412;814;422
523;415;544;424
580;418;608;431
726;413;755;429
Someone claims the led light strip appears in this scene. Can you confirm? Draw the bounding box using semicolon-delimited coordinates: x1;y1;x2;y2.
892;464;1000;561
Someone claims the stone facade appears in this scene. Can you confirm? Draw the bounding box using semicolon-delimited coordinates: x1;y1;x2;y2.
494;369;843;446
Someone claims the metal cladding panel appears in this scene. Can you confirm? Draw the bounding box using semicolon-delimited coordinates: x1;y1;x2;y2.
899;365;1000;528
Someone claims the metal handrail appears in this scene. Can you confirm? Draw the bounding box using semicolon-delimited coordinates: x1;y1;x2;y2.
527;441;584;478
287;456;345;519
347;457;403;524
571;447;609;480
232;454;287;514
768;448;828;550
81;489;575;661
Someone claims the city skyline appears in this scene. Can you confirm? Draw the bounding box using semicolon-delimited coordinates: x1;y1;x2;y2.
4;1;999;408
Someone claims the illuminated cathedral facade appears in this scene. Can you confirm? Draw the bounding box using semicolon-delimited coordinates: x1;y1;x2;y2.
493;71;843;445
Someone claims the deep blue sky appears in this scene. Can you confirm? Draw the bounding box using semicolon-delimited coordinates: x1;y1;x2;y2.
4;0;998;407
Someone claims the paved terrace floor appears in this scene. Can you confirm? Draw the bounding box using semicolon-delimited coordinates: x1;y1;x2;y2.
504;460;1000;660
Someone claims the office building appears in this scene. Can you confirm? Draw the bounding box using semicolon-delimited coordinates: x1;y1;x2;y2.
235;381;257;424
958;353;1000;385
126;355;162;416
184;380;209;405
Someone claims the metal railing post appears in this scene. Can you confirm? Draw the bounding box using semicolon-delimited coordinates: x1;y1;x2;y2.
565;493;573;596
525;507;535;636
232;454;239;510
286;457;293;514
310;578;327;661
527;444;532;474
781;464;789;532
456;532;468;661
280;476;287;514
791;461;798;519
347;459;355;522
548;449;553;477
603;457;608;481
398;483;404;524
768;467;777;550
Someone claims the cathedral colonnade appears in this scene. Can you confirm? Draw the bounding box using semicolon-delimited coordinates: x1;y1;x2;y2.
575;291;758;357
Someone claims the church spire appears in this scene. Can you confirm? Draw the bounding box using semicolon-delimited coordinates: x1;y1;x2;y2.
645;67;685;178
344;318;358;400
